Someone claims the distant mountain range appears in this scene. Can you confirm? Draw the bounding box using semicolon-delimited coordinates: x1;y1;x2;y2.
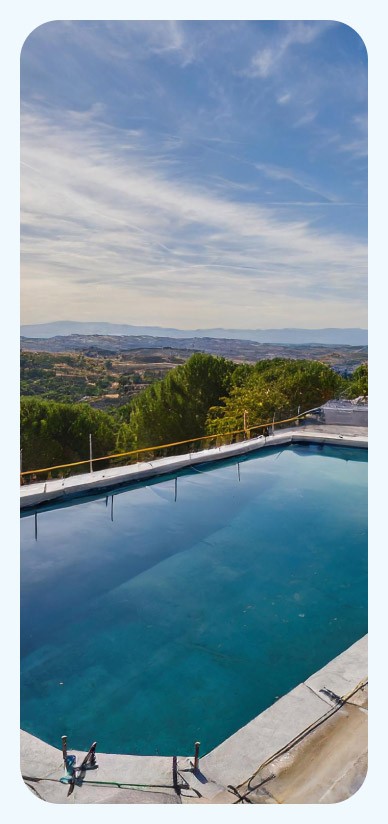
20;321;368;346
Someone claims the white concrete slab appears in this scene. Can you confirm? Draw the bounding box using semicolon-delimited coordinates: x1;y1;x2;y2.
200;684;329;788
305;635;368;703
20;730;64;778
21;730;189;804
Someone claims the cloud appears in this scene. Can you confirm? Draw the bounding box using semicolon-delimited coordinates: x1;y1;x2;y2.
64;20;194;66
292;110;318;129
245;22;329;79
277;92;292;105
20;107;367;328
254;162;337;203
340;114;368;158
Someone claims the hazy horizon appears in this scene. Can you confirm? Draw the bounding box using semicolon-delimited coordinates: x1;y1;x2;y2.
21;319;367;331
20;320;368;346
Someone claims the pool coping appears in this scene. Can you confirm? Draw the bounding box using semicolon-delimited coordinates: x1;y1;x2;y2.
20;425;368;510
199;634;368;791
20;634;368;803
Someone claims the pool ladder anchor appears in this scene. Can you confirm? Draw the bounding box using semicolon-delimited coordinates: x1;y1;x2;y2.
60;736;98;794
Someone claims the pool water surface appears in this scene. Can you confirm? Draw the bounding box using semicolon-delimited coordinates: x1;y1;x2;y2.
20;444;367;755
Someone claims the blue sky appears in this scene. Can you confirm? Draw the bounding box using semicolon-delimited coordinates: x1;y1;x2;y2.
20;20;367;329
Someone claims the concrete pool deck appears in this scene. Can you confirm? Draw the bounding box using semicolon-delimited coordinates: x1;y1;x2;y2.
20;424;368;511
20;635;367;804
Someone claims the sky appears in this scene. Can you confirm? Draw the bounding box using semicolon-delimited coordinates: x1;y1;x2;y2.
20;19;367;330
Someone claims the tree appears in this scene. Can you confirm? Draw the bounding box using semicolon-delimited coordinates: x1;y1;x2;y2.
206;359;343;435
122;353;236;450
343;363;368;398
20;397;118;473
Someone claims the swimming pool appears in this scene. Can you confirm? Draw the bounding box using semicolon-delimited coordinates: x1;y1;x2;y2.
20;443;367;756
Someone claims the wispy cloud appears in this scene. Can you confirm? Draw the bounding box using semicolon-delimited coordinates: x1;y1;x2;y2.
340;114;368;158
277;92;292;105
254;162;337;203
292;110;318;129
21;109;366;327
245;22;329;79
65;20;195;66
20;21;367;328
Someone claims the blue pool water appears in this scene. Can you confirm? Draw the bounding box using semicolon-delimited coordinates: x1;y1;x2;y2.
20;444;367;756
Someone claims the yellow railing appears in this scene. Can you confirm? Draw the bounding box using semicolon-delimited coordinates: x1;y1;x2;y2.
20;408;319;483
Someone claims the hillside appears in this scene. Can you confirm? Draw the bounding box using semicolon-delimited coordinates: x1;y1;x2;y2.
21;334;367;363
20;348;188;408
20;337;368;409
20;322;368;346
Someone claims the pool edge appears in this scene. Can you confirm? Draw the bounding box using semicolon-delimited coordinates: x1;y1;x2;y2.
20;425;368;510
20;633;368;803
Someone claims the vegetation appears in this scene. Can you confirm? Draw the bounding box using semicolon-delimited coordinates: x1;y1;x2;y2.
20;397;117;473
206;359;343;435
343;363;368;399
120;354;236;449
20;353;368;476
21;352;114;403
20;349;187;406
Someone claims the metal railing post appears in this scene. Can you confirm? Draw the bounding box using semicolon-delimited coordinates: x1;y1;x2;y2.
243;410;250;439
194;741;200;771
61;735;68;763
89;433;93;473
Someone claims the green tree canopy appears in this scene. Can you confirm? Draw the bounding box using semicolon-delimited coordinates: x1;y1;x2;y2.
123;353;236;449
206;359;343;435
21;396;118;473
343;363;368;398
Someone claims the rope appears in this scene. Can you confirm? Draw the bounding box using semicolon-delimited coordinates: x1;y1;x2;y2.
22;775;195;794
227;678;368;803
